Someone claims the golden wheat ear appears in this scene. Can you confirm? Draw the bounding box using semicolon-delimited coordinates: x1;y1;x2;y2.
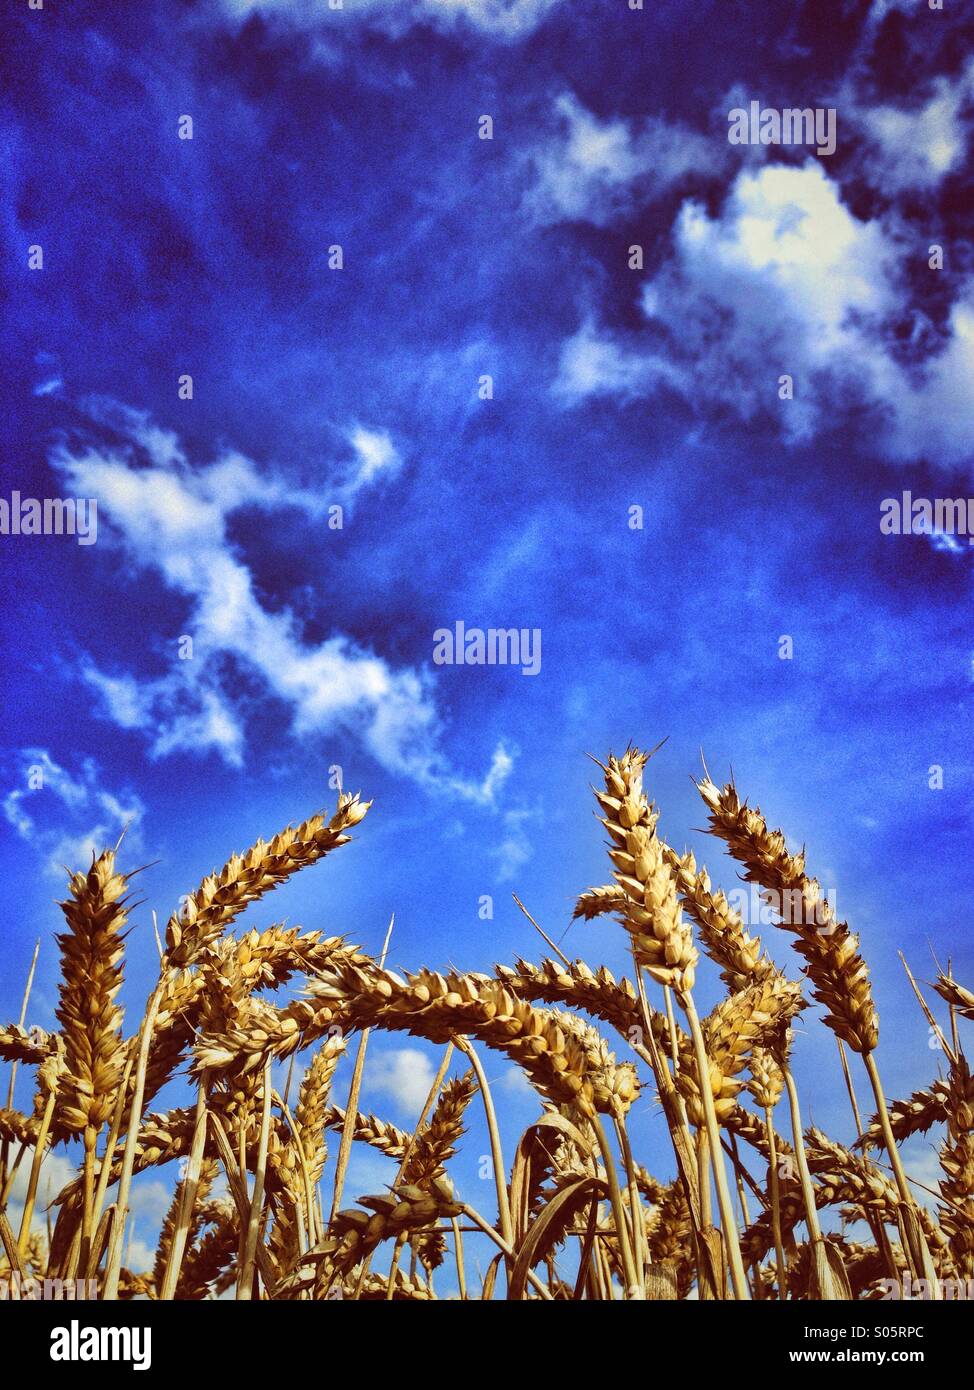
164;792;371;969
664;843;775;990
55;849;129;1137
695;775;878;1056
572;884;625;920
932;970;974;1021
0;1025;51;1065
594;748;698;994
937;1054;974;1276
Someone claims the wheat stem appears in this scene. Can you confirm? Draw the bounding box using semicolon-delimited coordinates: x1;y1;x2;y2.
836;1039;863;1133
330;915;394;1220
16;1088;56;1255
159;1079;209;1299
861;1052;913;1206
764;1106;787;1299
0;1208;23;1277
782;1064;823;1243
683;996;750;1299
90;1051;134;1251
459;1202;554;1301
102;981;164;1299
80;1127;98;1275
238;1058;272;1299
455;1036;514;1252
633;966;701;1230
862;1049;940;1293
614;1113;647;1296
0;941;39;1195
696;1128;712;1227
450;1216;467;1299
590;1114;641;1298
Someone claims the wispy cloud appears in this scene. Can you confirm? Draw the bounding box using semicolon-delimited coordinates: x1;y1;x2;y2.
216;0;566;40
3;748;145;876
50;401;513;800
841;60;974;195
442;744;516;807
340;425;402;504
491;804;537;881
523;92;725;227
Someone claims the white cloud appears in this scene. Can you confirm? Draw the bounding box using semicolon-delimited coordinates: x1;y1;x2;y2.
51;405;513;798
842;60;974;195
346;425;400;488
555;160;974;465
125;1240;157;1275
366;1046;437;1114
491;804;537;881
524;92;725;227
500;1064;535;1097
553;315;684;403
127;1177;173;1228
867;0;920;25
477;745;515;801
82;665;245;766
884;295;974;463
337;425;403;508
441;743;515;806
217;0;565;40
341;1147;398;1201
4;1149;77;1241
3;748;145;876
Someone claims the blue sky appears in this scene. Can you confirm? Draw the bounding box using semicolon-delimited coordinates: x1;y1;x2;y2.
1;0;973;1274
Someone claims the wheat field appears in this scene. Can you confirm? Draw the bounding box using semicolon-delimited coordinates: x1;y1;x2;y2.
0;743;970;1301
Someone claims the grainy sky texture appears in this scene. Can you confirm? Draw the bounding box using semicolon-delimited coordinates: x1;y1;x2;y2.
1;0;972;1262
